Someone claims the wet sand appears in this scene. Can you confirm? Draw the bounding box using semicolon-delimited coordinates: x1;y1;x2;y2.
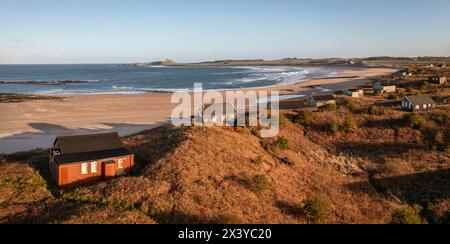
0;67;396;153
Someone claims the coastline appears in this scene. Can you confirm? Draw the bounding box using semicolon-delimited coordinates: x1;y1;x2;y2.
0;67;396;154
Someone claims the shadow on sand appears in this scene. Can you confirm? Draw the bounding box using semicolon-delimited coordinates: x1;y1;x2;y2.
0;121;169;154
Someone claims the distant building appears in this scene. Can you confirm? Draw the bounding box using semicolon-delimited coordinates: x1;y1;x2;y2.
428;76;447;85
343;89;364;98
395;70;412;77
196;103;237;126
275;99;306;110
401;95;435;112
438;64;447;68
306;95;336;108
373;82;397;94
50;132;134;188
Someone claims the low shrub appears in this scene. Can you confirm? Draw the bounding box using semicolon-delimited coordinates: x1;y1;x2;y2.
342;115;357;133
390;207;422;224
303;194;331;224
403;113;425;130
251;174;272;194
341;99;360;111
322;103;337;112
328;122;340;134
293;110;314;127
274;137;290;150
367;105;384;115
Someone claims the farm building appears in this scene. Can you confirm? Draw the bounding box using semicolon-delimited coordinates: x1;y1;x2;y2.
373;82;397;94
306;95;336;108
401;95;435;112
196;103;237;126
343;89;364;98
428;76;447;85
50;132;134;188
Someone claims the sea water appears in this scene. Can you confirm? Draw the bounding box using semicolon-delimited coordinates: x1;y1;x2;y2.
0;64;340;95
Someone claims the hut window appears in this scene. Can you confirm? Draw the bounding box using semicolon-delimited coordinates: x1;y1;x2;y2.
91;161;97;173
118;159;124;169
81;163;88;175
415;105;420;110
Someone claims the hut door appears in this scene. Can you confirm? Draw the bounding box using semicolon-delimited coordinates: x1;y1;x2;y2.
102;161;116;180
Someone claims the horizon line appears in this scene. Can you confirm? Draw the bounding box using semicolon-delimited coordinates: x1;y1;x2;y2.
1;55;450;66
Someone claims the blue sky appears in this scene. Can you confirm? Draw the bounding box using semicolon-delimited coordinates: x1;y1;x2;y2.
1;0;450;64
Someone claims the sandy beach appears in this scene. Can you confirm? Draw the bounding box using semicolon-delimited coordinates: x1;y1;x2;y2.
0;67;396;154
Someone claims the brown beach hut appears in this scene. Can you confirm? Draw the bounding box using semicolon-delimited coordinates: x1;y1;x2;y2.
49;132;134;187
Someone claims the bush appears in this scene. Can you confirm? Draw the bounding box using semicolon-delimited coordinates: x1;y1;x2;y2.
293;110;314;127
274;137;290;150
328;122;340;134
303;195;331;224
403;113;425;130
322;103;337;112
251;174;272;194
342;115;357;133
390;207;422;224
368;105;384;115
341;99;360;111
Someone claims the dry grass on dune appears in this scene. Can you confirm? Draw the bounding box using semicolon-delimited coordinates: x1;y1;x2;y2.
0;162;155;224
303;102;449;172
0;163;51;206
1;102;449;223
67;122;406;224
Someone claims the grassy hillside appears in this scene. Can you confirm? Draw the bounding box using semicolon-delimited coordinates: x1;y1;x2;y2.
2;104;448;224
